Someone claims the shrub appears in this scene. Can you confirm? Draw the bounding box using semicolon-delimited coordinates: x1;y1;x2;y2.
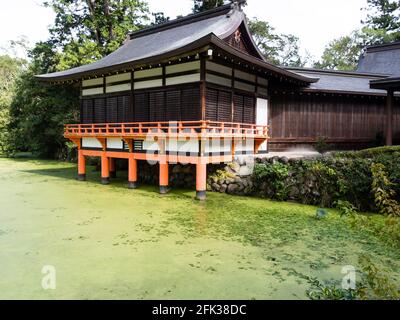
371;163;400;217
335;200;357;217
306;255;400;300
253;162;289;200
315;136;329;153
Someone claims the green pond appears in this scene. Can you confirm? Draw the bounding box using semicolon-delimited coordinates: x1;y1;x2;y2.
0;158;399;299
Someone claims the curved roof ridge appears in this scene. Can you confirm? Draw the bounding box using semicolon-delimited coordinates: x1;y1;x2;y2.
129;3;234;40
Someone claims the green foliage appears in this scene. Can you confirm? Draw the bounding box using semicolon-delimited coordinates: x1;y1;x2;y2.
248;18;306;67
314;31;366;71
0;55;26;155
362;0;400;44
43;0;149;69
371;163;400;217
192;0;225;13
253;162;289;200
306;277;357;300
3;0;151;159
306;255;400;300
357;255;400;299
209;168;235;182
315;0;400;71
7;69;79;158
314;136;329;153
335;200;357;217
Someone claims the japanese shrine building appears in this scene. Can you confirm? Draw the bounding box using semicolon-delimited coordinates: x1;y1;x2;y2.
37;1;399;199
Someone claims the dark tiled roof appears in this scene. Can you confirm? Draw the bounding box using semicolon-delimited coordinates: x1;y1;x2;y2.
287;68;388;95
36;4;241;80
357;42;400;76
35;3;315;85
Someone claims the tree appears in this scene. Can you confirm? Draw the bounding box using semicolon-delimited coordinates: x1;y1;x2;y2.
152;12;170;25
314;31;367;71
193;0;225;13
5;0;151;158
362;0;400;44
248;18;306;67
43;0;149;70
0;55;26;154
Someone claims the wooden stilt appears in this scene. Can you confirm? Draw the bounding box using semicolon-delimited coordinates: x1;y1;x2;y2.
101;153;110;185
77;149;86;181
109;158;116;178
128;156;138;189
159;162;169;194
196;163;207;200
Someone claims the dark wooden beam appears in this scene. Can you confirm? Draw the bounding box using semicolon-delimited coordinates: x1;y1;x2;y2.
386;89;394;146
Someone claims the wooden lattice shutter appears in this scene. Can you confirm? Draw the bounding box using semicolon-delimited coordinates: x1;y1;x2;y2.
81;99;93;124
118;96;132;123
217;90;232;122
166;90;181;121
149;91;166;122
243;96;255;124
134;93;149;122
233;94;244;123
94;98;106;123
181;87;200;121
205;88;218;121
106;97;118;123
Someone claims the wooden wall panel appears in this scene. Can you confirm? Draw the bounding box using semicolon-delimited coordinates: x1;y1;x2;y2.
182;87;201;121
217;90;232;122
233;94;244;123
205;88;218;121
166;90;181;121
94;98;106;123
149;92;165;122
106;97;118;123
269;92;400;148
134;93;149;122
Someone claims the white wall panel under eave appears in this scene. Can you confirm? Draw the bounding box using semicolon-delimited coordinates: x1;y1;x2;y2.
166;73;200;86
206;61;232;76
82;78;103;87
107;138;123;150
134;79;163;90
106;73;131;84
82;87;104;96
166;61;200;74
206;73;231;88
134;67;163;79
82;138;102;149
106;83;131;93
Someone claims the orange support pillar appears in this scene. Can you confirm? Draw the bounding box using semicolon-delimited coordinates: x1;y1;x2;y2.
77;149;86;181
128;156;138;189
109;158;116;178
159;163;169;194
196;163;207;200
101;153;110;185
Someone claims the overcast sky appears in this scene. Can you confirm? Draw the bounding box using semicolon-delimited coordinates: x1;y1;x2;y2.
0;0;368;61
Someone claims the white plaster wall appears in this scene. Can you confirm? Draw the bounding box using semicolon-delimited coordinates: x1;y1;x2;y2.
107;138;123;149
205;139;232;154
82;138;102;149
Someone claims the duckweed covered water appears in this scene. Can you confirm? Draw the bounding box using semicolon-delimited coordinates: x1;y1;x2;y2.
0;158;399;299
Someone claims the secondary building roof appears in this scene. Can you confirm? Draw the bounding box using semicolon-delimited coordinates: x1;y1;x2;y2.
35;3;316;85
287;68;389;96
358;42;400;76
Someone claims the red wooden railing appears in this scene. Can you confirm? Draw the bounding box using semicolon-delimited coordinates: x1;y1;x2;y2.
64;121;269;138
